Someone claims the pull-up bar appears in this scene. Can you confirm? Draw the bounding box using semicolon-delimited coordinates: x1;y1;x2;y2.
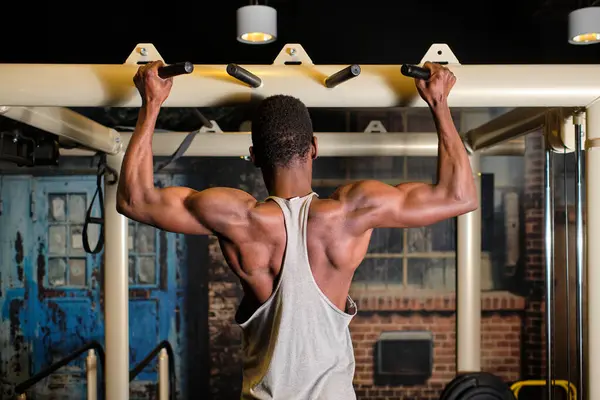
0;43;599;108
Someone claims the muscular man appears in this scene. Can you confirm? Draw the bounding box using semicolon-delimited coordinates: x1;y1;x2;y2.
117;61;477;400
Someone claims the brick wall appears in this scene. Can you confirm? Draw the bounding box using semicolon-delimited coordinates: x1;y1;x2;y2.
349;290;524;400
522;131;546;379
208;236;244;399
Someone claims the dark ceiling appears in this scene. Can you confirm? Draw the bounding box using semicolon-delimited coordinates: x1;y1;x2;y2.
1;0;599;65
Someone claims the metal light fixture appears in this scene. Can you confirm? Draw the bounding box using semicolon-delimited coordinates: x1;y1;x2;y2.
568;6;600;44
237;3;277;45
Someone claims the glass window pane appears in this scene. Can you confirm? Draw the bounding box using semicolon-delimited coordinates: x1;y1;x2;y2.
68;194;87;223
407;227;431;253
407;258;455;290
48;194;67;222
48;258;67;286
69;258;87;286
407;219;456;253
135;225;155;253
368;228;403;253
70;225;84;254
48;225;67;254
353;257;403;284
138;256;156;284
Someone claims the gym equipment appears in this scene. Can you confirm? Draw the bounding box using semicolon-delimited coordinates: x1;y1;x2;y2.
544;147;556;400
401;64;431;80
324;64;361;88
157;61;194;79
510;380;577;400
574;116;584;397
226;63;262;88
439;372;516;400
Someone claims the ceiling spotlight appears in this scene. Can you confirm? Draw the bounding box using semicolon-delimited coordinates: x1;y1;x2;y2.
237;4;277;45
568;7;600;45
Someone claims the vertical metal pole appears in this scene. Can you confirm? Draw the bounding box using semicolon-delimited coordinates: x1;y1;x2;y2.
564;144;572;400
456;151;482;373
586;101;600;400
104;152;129;400
158;349;169;400
86;349;98;400
573;112;584;400
544;146;554;400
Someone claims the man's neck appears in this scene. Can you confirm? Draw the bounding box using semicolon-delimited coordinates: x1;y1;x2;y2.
264;165;313;199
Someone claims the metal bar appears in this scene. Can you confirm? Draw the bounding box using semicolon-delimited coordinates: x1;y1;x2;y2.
86;349;97;400
158;348;169;400
586;101;600;400
59;132;525;158
324;65;361;88
0;64;599;107
456;152;482;373
14;341;105;395
104;152;129;400
545;146;555;400
573;112;585;400
464;107;559;151
0;106;122;155
564;142;573;400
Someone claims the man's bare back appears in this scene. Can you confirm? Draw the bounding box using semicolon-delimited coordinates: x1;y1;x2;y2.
216;195;370;313
116;60;477;338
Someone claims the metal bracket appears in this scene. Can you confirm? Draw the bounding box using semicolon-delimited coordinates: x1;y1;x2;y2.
124;43;165;65
419;43;460;65
200;120;222;134
546;109;587;153
364;120;388;134
273;43;314;65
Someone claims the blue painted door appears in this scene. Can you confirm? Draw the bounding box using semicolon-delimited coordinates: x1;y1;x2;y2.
0;174;187;399
0;176;103;398
34;176;104;398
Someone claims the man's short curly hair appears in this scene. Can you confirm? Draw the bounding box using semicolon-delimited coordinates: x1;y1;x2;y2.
251;95;314;168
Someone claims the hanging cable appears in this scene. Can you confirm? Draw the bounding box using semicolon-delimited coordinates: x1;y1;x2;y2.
82;153;118;254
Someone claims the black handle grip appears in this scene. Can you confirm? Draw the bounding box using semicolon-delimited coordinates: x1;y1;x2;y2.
226;64;262;88
158;62;194;79
324;65;361;88
401;64;431;80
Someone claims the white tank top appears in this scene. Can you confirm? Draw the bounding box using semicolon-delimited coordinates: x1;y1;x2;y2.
235;192;358;400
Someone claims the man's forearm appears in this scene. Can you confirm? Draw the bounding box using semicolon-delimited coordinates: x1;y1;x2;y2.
117;102;161;208
430;102;476;203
